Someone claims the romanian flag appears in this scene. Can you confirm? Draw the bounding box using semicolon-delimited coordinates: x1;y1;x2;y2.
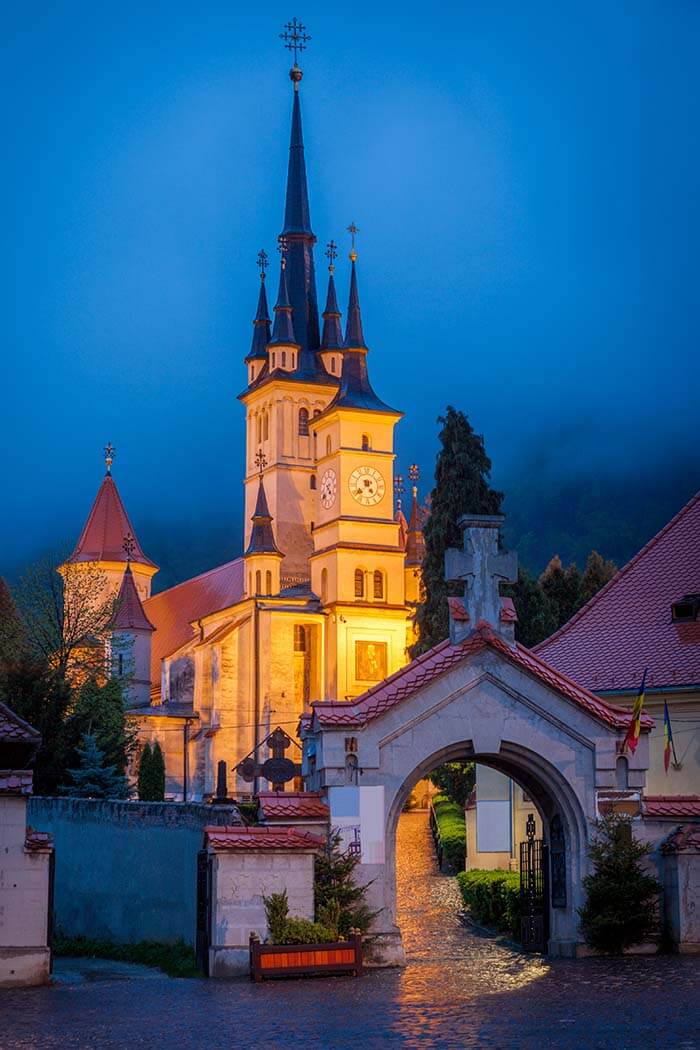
663;701;675;774
623;668;647;754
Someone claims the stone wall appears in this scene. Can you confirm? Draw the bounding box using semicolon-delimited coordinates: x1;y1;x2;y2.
28;797;240;946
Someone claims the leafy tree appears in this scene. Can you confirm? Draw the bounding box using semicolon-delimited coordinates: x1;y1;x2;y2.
428;761;475;808
0;577;27;665
414;407;503;655
578;813;661;954
61;733;128;799
504;567;559;648
314;831;376;937
539;556;581;628
138;741;166;801
577;550;617;608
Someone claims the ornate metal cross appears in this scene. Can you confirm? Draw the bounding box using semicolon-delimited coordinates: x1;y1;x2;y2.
122;532;136;562
280;18;311;65
104;443;115;474
347;222;359;260
325;239;338;272
255;448;267;476
408;463;420;496
257;248;268;280
394;474;405;510
277;235;289;269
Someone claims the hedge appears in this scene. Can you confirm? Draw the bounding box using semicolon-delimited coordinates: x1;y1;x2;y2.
431;794;466;871
456;869;521;939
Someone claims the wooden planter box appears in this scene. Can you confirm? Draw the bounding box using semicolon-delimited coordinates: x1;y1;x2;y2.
249;932;363;981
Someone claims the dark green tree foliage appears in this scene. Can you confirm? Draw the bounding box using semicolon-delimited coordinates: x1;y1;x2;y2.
578;813;661;954
70;677;135;777
314;831;376;937
414;407;503;655
504;567;559;648
62;733;128;799
0;577;27;665
138;741;166;801
428;761;475;808
577;550;617;608
539;556;582;629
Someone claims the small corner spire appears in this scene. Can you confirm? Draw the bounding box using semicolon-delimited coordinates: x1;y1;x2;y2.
270;238;298;347
344;226;366;350
406;465;426;566
104;443;115;476
247;250;272;363
320;240;343;351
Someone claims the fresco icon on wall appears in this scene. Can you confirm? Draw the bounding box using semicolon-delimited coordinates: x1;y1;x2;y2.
355;640;387;682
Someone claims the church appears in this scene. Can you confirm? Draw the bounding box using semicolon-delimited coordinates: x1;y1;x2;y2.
64;57;425;800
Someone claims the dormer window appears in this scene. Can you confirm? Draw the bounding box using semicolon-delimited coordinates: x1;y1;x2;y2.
671;594;700;622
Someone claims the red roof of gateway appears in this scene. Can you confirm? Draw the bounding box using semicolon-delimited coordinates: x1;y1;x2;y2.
642;795;700;819
535;492;700;693
144;559;244;681
257;791;329;822
203;825;324;851
310;621;651;731
69;475;156;568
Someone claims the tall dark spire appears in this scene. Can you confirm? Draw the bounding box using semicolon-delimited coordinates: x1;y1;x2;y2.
269;253;298;347
247;268;272;361
344;259;367;350
320;241;343;351
245;474;283;556
405;466;426;567
279;82;320;358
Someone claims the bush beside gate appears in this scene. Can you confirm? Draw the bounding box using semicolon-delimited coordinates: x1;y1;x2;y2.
430;794;466;873
457;869;521;939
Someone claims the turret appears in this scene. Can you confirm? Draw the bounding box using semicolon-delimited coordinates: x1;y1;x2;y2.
267;246;300;374
111;561;155;708
318;240;344;379
245;251;272;385
244;464;284;597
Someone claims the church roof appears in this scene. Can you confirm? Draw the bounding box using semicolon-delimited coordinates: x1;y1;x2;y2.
535;491;700;693
112;565;155;632
245;476;283;556
143;558;245;682
68;474;156;568
308;621;651;732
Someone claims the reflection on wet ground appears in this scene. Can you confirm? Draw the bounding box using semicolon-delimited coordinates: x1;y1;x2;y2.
2;810;698;1049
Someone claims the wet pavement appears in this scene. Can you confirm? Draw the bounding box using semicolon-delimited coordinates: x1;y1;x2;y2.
2;811;698;1049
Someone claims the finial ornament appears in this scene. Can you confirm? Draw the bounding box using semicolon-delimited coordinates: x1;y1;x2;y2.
347;222;359;262
277;235;289;270
255;448;268;476
394;474;405;511
257;249;269;281
104;443;115;475
122;532;136;562
280;18;311;87
325;240;338;273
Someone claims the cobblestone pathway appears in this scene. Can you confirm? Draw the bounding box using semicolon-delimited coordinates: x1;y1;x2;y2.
2;811;698;1049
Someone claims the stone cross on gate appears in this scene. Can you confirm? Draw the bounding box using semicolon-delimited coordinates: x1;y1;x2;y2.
444;515;518;645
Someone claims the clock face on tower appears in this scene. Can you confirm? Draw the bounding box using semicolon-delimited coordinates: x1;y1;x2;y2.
349;465;386;507
320;468;338;509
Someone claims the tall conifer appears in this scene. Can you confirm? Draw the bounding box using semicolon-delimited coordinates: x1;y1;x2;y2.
413;407;503;655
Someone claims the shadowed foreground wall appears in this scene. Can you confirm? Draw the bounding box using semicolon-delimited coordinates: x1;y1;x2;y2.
28;798;241;946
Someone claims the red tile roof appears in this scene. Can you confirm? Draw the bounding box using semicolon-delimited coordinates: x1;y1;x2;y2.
661;824;700;852
643;795;700;819
203;825;324;851
535;491;700;693
310;621;650;731
24;827;53;851
69;474;157;568
144;558;244;680
0;771;34;794
257;791;329;822
112;566;154;632
0;701;41;744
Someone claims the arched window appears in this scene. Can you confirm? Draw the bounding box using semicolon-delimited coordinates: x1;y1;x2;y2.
298;407;309;435
330;357;336;373
281;351;287;367
294;625;307;651
373;570;384;600
249;572;253;594
321;568;328;603
256;415;261;444
615;756;629;790
265;570;272;595
326;436;332;456
255;570;261;594
271;353;276;368
354;569;364;599
362;434;371;451
263;411;269;442
310;475;317;490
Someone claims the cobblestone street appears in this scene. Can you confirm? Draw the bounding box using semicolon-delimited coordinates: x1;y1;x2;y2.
2;811;698;1049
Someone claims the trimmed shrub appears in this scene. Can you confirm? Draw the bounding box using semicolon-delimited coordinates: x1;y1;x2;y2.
431;794;466;871
457;869;521;939
262;889;335;945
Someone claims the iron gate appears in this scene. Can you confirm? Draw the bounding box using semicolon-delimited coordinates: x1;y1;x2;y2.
519;814;549;953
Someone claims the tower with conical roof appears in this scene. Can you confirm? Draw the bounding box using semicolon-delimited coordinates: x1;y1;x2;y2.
111;560;155;707
244;457;284;597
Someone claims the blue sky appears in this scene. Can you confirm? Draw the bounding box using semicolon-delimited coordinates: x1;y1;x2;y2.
3;2;698;575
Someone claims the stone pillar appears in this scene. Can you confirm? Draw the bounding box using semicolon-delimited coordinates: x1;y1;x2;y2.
662;825;700;953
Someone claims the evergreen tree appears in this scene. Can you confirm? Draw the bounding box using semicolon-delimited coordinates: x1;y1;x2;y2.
504;567;559;648
577;550;617;608
414;407;503;655
0;577;27;665
578;813;661;953
314;831;376;937
69;677;135;778
539;556;581;628
138;741;165;801
61;733;128;799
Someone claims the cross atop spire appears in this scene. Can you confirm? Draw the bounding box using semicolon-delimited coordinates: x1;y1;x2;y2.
257;248;269;281
325;239;338;273
347;222;359;262
281;17;311;85
104;443;115;475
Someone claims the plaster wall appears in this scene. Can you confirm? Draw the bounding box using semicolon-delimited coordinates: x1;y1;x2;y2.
27;797;240;946
0;795;52;987
664;851;700;952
